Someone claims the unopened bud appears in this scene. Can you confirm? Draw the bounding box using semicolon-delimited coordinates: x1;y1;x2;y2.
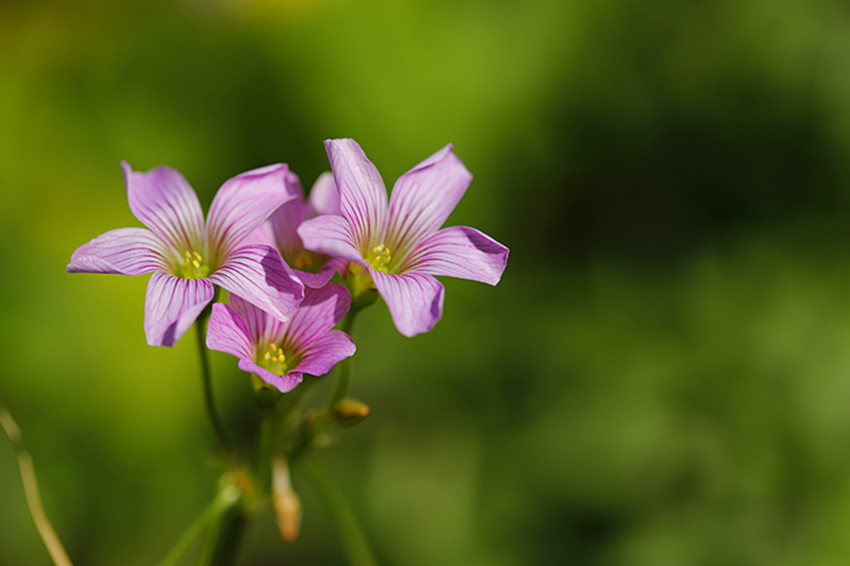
331;398;370;426
272;456;302;542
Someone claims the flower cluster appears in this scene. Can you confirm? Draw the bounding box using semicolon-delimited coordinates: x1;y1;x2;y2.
68;139;509;390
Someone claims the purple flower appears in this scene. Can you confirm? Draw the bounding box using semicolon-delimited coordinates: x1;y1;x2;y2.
206;284;355;393
247;170;345;289
68;162;305;347
298;139;509;337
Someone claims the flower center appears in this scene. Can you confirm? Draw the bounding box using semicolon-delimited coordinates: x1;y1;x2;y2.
365;244;392;273
178;250;210;279
292;250;315;271
260;342;290;375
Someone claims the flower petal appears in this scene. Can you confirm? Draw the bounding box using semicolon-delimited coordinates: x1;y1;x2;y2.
228;293;286;347
298;215;366;266
68;227;167;275
293;266;337;289
206;302;254;359
281;284;351;351
370;271;445;337
296;330;356;377
306;172;342;217
123;162;205;252
265;171;307;259
237;358;302;393
325;139;388;248
207;164;298;258
209;245;304;323
405;226;509;285
387;145;472;250
144;272;215;347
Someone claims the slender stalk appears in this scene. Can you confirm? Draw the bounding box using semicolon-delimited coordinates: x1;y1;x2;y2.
196;311;231;452
205;508;247;566
300;458;377;566
0;407;73;566
157;483;239;566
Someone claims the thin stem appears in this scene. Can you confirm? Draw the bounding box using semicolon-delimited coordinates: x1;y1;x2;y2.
205;508;247;566
196;311;231;452
0;407;73;566
158;483;239;566
299;458;377;566
329;310;358;409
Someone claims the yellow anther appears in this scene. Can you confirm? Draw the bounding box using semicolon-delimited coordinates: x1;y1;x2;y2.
366;243;392;272
192;260;201;268
265;351;271;360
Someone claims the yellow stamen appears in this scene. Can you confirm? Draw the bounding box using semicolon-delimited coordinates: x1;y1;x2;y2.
366;243;392;272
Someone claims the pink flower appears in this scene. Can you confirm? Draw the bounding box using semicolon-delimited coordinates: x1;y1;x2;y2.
68;162;304;346
298;139;509;337
206;285;355;393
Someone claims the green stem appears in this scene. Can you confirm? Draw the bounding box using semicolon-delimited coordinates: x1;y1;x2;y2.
0;408;74;566
158;483;239;566
205;508;247;566
253;407;275;491
196;309;231;452
300;458;377;566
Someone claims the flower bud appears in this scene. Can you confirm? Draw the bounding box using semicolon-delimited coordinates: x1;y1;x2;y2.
331;398;370;426
272;456;302;542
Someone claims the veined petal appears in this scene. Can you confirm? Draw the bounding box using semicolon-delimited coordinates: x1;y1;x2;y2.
298;215;367;266
294;266;337;289
237;358;302;393
68;227;167;275
266;176;307;259
207;164;298;259
281;284;351;350
123;162;205;252
209;245;304;323
370;271;445;337
229;294;286;347
387;145;472;250
325;139;388;248
206;302;254;359
306;172;342;217
405;226;509;285
296;331;356;377
144;272;214;347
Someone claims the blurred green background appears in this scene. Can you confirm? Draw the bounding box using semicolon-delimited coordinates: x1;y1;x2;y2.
3;0;850;564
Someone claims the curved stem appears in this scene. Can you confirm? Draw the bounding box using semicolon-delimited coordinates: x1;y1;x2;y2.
196;309;231;452
157;483;239;566
300;458;377;566
0;407;73;566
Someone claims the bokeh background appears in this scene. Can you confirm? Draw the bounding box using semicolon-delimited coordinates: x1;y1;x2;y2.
3;0;850;564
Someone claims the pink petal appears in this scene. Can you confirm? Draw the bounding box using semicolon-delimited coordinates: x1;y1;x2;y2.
325;139;388;248
265;172;307;259
237;358;302;393
296;331;356;377
281;284;351;350
298;215;367;267
68;228;168;275
209;245;304;323
123;162;205;252
144;272;215;347
207;164;298;258
228;294;286;347
306;172;342;217
405;226;508;285
370;271;445;337
293;266;337;289
387;145;472;250
206;302;254;359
